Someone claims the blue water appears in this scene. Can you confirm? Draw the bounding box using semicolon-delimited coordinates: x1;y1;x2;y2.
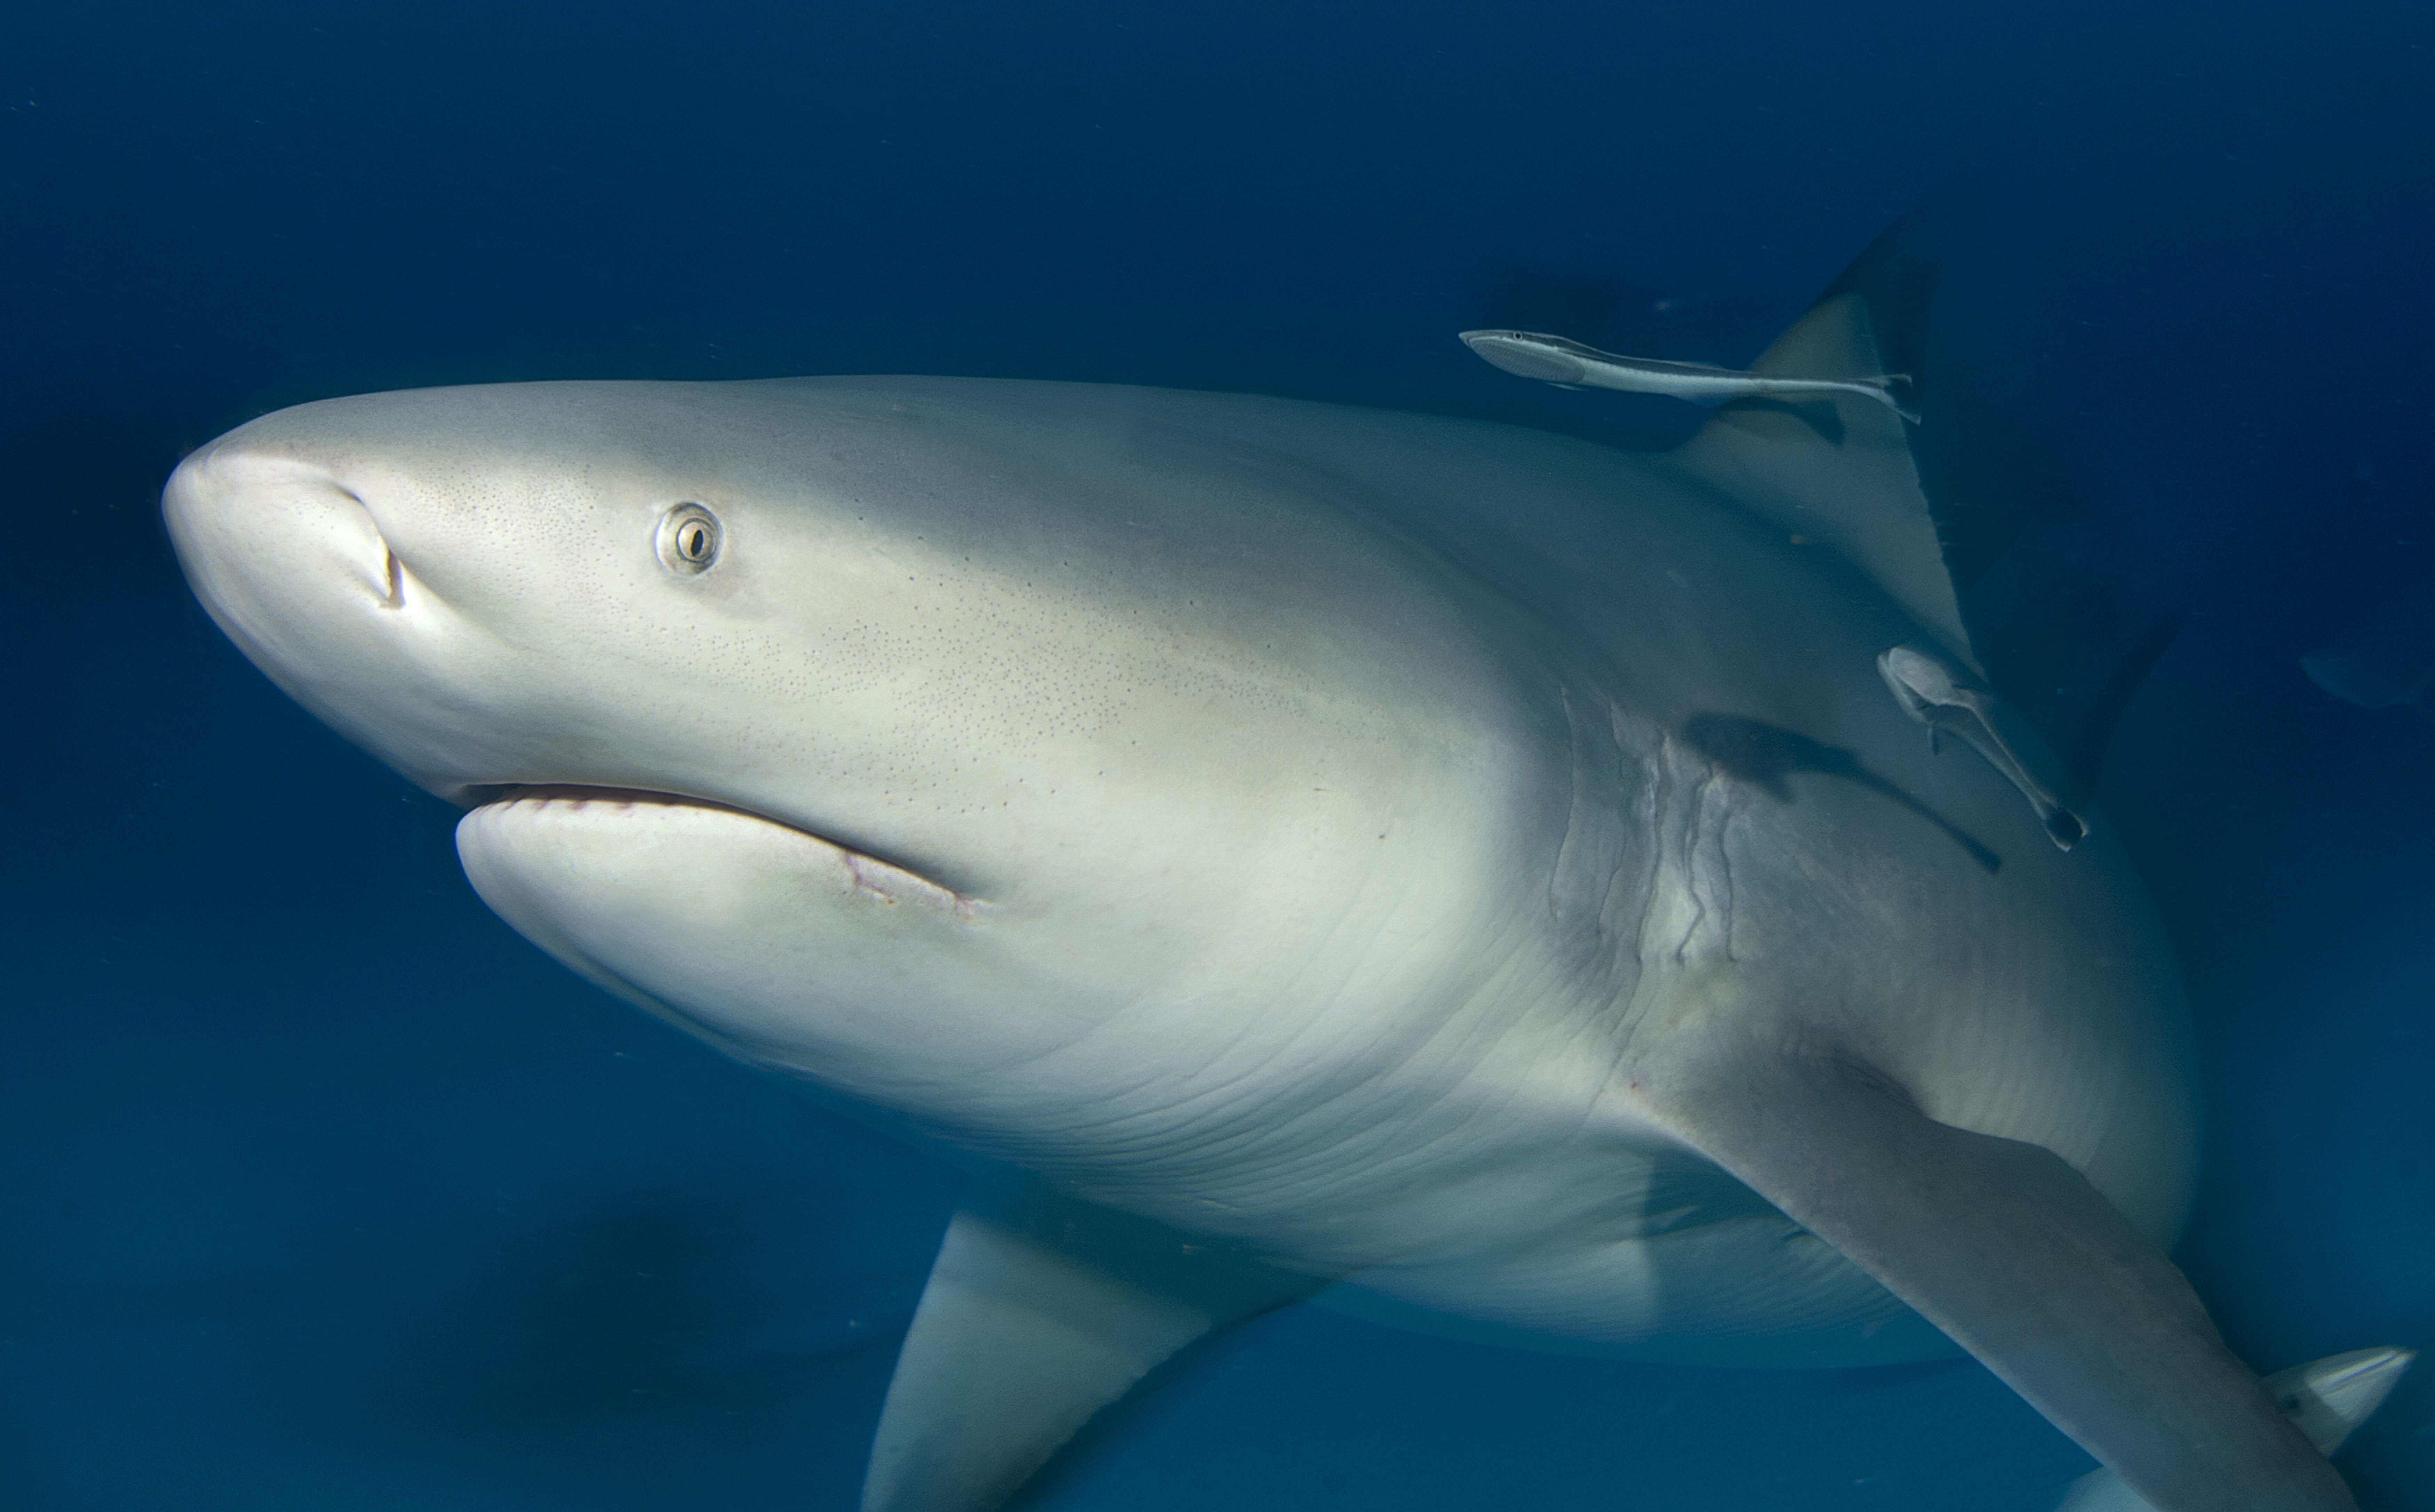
4;3;2433;1507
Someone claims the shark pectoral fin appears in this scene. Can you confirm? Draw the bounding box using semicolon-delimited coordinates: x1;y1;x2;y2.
2053;1348;2416;1512
1644;1048;2356;1512
864;1189;1315;1512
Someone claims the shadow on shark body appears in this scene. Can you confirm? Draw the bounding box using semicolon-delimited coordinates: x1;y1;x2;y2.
1678;713;2002;874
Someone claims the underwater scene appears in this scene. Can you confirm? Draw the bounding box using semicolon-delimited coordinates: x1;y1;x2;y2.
4;2;2433;1509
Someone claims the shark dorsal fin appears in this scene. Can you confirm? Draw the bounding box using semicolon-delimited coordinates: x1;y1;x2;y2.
1668;290;1978;675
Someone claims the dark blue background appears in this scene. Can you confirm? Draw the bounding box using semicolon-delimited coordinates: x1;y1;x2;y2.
3;2;2432;1507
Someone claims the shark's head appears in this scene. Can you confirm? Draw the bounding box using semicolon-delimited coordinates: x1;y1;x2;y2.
164;377;1566;1173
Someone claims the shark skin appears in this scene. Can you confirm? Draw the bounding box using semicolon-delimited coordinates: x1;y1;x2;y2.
162;293;2366;1510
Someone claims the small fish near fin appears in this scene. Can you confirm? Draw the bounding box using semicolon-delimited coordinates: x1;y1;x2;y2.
2053;1347;2414;1512
1822;207;2182;790
1664;289;1978;677
1539;211;2181;788
1879;642;2088;851
863;1185;1316;1512
1458;329;1915;419
1635;1038;2360;1512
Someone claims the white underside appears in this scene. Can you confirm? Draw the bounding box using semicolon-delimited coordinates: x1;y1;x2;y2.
457;789;1952;1370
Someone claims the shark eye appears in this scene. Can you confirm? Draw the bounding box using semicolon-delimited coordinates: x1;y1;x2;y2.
655;503;721;575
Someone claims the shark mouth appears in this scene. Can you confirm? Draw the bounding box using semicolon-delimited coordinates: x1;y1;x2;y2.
464;784;979;917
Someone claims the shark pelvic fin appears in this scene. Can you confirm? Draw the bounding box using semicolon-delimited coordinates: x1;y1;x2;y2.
1669;290;1978;676
863;1188;1314;1512
1639;1042;2357;1512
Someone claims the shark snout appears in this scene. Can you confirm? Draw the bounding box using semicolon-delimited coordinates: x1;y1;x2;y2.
159;441;492;795
164;445;403;624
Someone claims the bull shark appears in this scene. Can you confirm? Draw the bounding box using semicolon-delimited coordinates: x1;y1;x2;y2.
163;258;2400;1511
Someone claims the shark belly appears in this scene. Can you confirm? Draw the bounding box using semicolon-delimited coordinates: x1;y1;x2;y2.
456;782;1956;1367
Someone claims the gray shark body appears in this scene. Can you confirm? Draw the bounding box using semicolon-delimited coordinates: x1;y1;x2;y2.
163;287;2362;1511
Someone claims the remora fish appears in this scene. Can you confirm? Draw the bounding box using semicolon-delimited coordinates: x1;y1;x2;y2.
1461;326;1919;420
1877;641;2089;850
163;263;2393;1511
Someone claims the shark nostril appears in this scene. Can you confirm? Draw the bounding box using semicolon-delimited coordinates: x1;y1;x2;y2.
320;480;408;609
